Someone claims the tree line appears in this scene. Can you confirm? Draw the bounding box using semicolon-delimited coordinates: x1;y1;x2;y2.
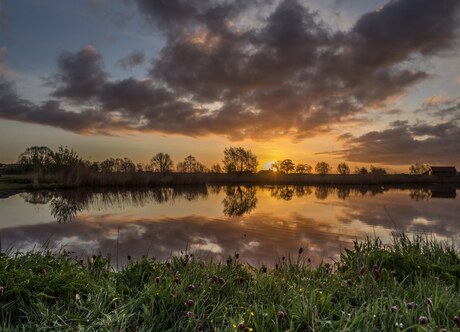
14;145;429;175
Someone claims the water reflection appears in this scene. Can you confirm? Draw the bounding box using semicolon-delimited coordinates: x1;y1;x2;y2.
16;185;460;223
1;185;458;266
222;186;257;216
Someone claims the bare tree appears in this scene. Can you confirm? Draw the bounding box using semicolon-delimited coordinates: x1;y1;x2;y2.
279;159;295;174
295;163;312;174
370;165;386;175
337;162;350;175
355;166;368;174
315;161;331;175
177;155;207;173
18;146;54;170
210;163;222;173
150;152;174;173
223;147;258;173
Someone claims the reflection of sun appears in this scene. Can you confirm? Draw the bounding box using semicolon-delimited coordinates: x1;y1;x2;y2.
263;161;277;170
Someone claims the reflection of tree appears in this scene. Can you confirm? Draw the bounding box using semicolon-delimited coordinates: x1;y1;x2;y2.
270;186;294;201
295;186;312;198
50;196;86;224
409;189;431;201
350;186;386;197
315;187;334;200
19;192;55;205
151;188;174;203
173;186;208;202
19;186;211;223
208;185;222;195
222;186;257;217
336;187;351;200
270;186;313;200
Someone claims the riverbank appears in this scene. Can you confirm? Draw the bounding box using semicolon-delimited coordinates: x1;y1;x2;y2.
0;234;459;331
1;172;459;191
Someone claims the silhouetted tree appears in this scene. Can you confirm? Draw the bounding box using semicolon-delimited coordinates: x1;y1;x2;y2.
409;163;430;175
295;163;312;174
370;165;386;175
177;155;207;173
355;166;368;174
86;161;100;173
18;146;54;170
337;162;350;175
119;158;136;172
51;146;81;172
99;157;135;172
270;161;280;172
315;161;331;175
100;158;116;172
223;147;258;173
150;152;174;173
210;163;222;173
279;159;295;174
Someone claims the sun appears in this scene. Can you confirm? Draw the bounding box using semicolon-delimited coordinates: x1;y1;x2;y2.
263;161;277;171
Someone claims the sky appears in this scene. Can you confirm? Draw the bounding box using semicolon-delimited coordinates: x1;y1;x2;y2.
0;0;459;172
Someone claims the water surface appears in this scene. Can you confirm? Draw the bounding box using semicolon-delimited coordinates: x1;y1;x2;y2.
0;185;458;266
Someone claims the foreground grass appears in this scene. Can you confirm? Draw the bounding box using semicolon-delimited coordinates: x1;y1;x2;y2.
1;234;460;331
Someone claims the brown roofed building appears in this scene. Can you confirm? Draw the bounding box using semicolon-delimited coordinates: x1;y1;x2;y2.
430;166;457;177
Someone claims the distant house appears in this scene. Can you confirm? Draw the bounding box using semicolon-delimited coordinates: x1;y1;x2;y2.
430;166;457;176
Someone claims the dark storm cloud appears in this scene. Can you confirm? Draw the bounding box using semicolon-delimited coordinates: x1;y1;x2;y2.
0;0;459;140
330;120;460;164
0;79;127;134
117;50;146;69
349;0;460;67
50;45;106;102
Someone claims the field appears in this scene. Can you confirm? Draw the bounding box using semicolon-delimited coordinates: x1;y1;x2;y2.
0;234;459;331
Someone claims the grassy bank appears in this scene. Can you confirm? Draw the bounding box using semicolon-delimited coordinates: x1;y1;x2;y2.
1;234;459;331
0;174;60;192
2;172;459;191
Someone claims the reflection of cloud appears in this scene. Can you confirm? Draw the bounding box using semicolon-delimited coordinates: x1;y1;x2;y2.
0;212;360;266
335;191;460;238
2;186;460;266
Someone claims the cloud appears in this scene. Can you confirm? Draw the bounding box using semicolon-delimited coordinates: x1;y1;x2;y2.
117;50;146;69
50;45;106;103
0;79;128;134
328;120;460;164
0;0;459;141
415;95;460;120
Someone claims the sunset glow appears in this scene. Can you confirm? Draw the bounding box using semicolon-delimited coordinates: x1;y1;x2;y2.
0;0;459;170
